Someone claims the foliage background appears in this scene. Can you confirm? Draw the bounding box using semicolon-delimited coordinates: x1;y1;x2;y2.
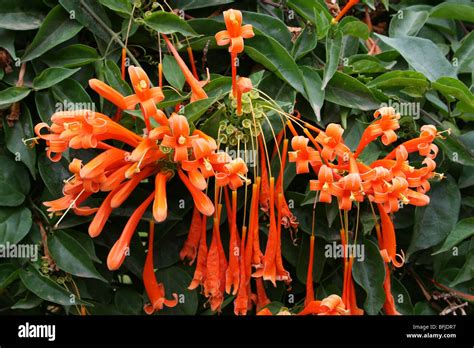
0;0;473;315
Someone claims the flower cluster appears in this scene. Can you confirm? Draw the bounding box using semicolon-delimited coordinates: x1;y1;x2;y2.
286;106;443;315
35;65;248;314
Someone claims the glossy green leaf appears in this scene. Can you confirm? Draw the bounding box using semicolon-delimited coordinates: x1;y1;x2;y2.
42;44;99;68
0;263;19;288
38;154;71;198
22;5;83;62
375;34;456;82
3;105;36;177
433;218;474;255
430;2;474;23
436;133;474;167
300;66;324;121
321;29;342;90
33;67;80;90
367;71;429;91
352;238;386;315
0;207;32;245
242;11;292;50
103;60;132;96
453;31;474;74
170;0;234;10
52;78;93;106
292;25;317;60
183;97;218;123
0;87;31;109
0;0;46;31
0;155;30;207
286;0;332;24
340;17;370;40
163;54;185;90
114;287;143;314
97;0;132;16
324;71;381;110
48;230;106;281
20;265;89;306
409;177;461;256
392;277;414;315
11;292;43;309
245;34;306;97
35;89;57;123
389;8;429;37
59;0;112;42
143;11;198;37
432;77;474;112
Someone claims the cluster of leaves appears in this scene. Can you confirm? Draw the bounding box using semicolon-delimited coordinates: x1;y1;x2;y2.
0;0;473;315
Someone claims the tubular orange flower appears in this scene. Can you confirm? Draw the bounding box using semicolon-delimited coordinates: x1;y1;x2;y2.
153;171;171;222
143;221;178;314
107;193;154;271
180;207;202;265
288;135;321;174
215;9;254;95
225;190;240;295
189;215;208;290
161;113;197;162
236;76;253;115
332;0;360;23
299;294;348;315
178;169;215;216
162;34;208;102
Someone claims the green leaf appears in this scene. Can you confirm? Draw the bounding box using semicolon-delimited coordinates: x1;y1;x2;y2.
97;0;132;16
19;265;89;306
389;9;429;37
114;287;143;314
183;97;217;123
432;77;474;112
3;105;36;178
0;207;32;245
340;16;370;40
242;11;292;51
367;71;429;91
324;71;381;110
0;263;19;288
154;266;198;315
352;238;386;315
300;66;324;121
392;278;414;315
450;251;474;286
103;60;132;96
430;2;474;23
11;292;43;309
38;154;70;198
21;5;83;62
453;31;474;74
0;87;31;109
169;0;234;10
0;155;30;207
286;0;332;24
33;67;80;90
59;0;112;43
143;11;198;37
48;230;106;281
42;44;99;68
433;218;474;255
321;29;342;90
0;0;46;31
292;25;317;60
52;78;93;106
35;89;57;123
435;133;474;167
375;34;456;82
408;177;461;256
162;54;185;91
245;34;306;97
